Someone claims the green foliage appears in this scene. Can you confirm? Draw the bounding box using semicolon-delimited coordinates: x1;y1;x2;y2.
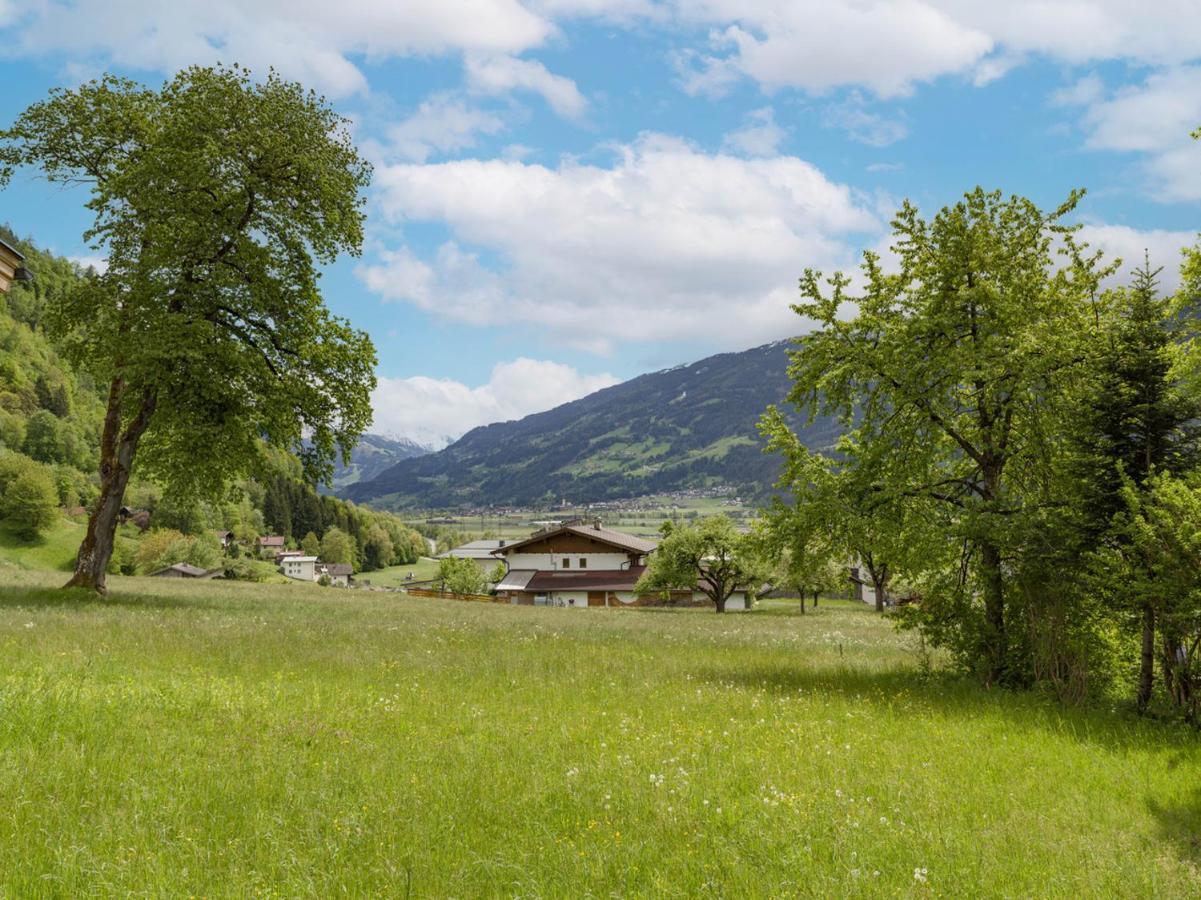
779;188;1111;683
300;531;321;557
1;66;377;497
0;453;59;540
636;515;766;612
436;556;487;595
220;556;281;582
319;526;355;566
134;529;220;574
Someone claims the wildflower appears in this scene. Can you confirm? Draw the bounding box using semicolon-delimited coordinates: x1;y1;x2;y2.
914;867;928;883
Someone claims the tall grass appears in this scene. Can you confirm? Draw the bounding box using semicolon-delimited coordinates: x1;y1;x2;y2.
0;569;1197;895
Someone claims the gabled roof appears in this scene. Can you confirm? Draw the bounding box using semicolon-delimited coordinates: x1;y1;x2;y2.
325;563;353;576
0;236;25;261
492;524;657;556
284;556;319;563
151;563;209;577
258;535;285;546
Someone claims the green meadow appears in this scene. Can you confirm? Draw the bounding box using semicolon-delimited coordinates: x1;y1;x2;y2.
0;567;1198;896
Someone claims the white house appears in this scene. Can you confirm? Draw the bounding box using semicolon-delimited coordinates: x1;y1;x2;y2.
281;556;319;582
437;539;506;570
490;521;750;610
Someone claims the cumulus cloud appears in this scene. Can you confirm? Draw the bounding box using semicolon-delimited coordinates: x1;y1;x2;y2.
1061;66;1201;201
381;93;506;163
722;107;786;157
1077;223;1197;292
465;54;587;119
5;0;553;97
672;2;1201;97
359;133;881;353
371;358;619;447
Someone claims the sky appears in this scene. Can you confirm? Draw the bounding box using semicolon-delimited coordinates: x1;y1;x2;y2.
1;1;1199;447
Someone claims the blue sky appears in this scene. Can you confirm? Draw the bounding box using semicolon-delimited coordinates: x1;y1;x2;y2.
1;1;1199;446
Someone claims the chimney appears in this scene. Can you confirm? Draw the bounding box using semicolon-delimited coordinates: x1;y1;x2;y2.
499;539;506;548
593;519;601;530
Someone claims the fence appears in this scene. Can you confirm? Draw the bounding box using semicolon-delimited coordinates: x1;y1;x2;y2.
405;587;503;604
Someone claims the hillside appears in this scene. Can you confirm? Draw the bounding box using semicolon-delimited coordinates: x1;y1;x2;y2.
345;340;837;509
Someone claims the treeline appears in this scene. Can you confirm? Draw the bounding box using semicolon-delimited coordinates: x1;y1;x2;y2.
762;187;1201;721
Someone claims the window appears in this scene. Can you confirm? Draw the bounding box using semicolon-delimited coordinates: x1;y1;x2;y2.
562;557;571;568
578;558;588;569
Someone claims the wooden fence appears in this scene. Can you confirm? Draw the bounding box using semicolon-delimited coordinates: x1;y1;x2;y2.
405;587;504;604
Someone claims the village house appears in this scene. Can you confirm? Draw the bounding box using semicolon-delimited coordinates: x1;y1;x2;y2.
258;535;285;558
281;555;318;582
318;562;353;587
150;562;216;579
490;521;750;609
0;236;32;294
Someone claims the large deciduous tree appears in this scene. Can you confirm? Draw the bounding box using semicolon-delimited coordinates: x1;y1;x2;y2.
636;515;766;613
0;66;376;593
781;188;1109;683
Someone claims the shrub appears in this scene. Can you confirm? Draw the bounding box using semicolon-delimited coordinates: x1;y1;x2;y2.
0;458;59;539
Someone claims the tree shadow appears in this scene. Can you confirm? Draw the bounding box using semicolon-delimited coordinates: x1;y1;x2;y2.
1148;786;1201;865
0;582;225;613
694;661;1201;757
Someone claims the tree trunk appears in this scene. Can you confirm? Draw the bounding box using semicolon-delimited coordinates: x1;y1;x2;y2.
65;382;156;594
873;579;886;613
1137;603;1155;713
980;541;1007;685
714;592;727;613
812;589;818;608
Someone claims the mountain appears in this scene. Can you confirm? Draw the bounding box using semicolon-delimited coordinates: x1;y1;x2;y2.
326;434;433;492
343;340;839;509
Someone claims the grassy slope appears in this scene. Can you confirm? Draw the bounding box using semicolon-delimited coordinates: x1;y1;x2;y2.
0;571;1198;896
0;514;85;573
357;555;442;587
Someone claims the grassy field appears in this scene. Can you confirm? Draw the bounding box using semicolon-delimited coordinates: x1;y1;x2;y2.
357;555;442;587
0;569;1198;896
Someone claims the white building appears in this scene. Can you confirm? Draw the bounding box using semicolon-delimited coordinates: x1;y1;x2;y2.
281;556;319;582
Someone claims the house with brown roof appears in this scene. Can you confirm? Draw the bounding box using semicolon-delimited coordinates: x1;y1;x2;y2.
0;237;31;294
258;534;286;557
490;521;749;610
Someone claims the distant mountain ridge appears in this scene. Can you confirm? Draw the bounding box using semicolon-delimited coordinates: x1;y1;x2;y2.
343;340;838;509
326;434;433;492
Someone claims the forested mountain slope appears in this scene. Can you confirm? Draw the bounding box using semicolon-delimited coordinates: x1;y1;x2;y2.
345;340;838;509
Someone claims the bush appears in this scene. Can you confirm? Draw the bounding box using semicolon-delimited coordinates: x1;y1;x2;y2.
0;456;59;539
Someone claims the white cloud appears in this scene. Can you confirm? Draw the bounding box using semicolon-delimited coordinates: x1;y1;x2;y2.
371;358;619;447
672;2;1201;98
465;54;587;119
361;133;880;352
1076;224;1197;292
1067;66;1201;201
676;1;993;98
381;93;506;163
822;93;908;147
67;254;109;274
7;0;554;97
722;107;786;157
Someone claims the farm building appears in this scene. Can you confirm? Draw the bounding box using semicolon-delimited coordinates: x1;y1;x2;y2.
258;535;285;557
150;563;215;579
490;522;750;610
